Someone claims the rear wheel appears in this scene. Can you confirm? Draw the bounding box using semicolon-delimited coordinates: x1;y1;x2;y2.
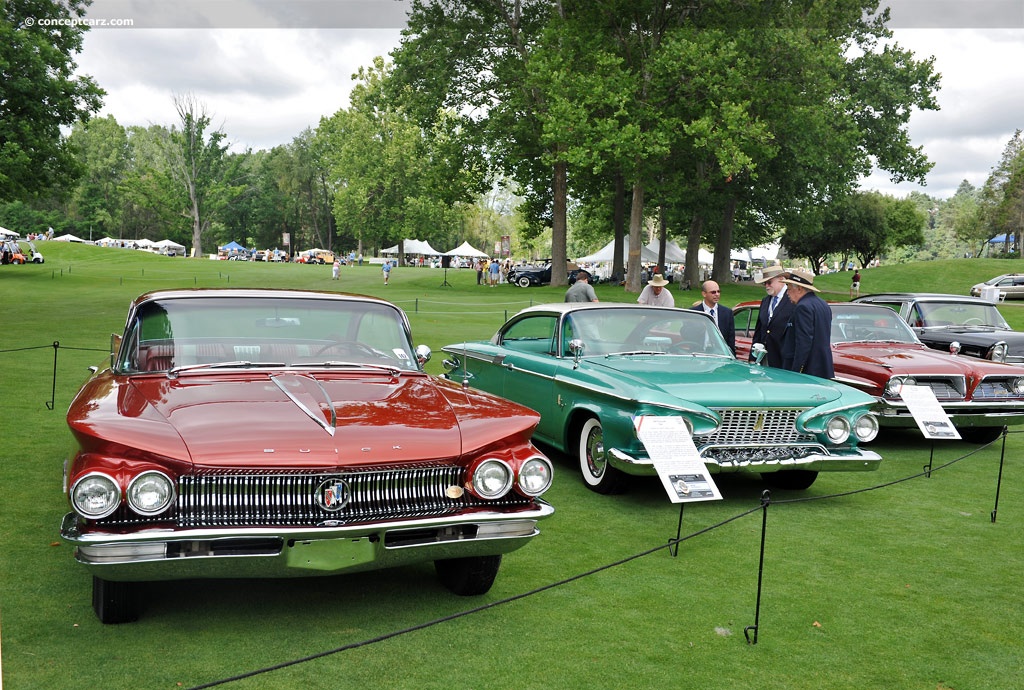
92;577;140;624
577;417;627;494
761;470;818;491
517;276;531;288
435;555;502;595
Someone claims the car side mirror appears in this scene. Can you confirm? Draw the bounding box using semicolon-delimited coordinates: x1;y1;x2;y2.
416;344;431;367
751;342;767;365
568;338;586;368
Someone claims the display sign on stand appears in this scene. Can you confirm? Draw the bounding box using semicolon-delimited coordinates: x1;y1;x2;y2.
900;384;961;440
634;416;723;503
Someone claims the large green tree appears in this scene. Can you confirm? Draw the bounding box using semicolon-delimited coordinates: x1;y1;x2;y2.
0;0;103;201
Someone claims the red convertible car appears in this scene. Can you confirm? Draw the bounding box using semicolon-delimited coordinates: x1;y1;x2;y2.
61;289;554;623
734;301;1024;443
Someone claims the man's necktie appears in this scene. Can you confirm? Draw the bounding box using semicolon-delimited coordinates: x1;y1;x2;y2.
769;295;779;319
710;306;718;326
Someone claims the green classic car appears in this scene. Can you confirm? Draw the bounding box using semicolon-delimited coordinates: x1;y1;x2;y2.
443;303;881;494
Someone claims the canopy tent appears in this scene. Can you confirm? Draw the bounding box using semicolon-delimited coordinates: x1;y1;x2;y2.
54;233;87;242
697;248;715;265
645;239;687;263
154;239;186;253
0;226;19;238
575;238;660;264
133;238;155;247
381;239;442;255
730;242;780;262
988;233;1016;243
219;241;247;252
95;237;118;247
444;241;489;258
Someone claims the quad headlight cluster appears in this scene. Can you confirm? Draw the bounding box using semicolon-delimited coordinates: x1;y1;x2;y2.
467;456;553;500
823;413;878;445
70;470;176;520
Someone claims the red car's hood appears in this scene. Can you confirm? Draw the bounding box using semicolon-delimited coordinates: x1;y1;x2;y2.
127;372;462;468
834;342;1007;376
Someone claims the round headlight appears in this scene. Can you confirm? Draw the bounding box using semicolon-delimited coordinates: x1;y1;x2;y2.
71;472;121;519
884;378;903;397
992;342;1008;363
853;413;879;442
470;459;513;499
127;471;176;516
825;416;851;444
1012;377;1024;396
517;456;553;497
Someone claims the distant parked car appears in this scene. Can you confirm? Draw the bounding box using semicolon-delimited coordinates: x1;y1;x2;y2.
970;273;1024;300
854;293;1024;364
442;303;881;495
61;289;554;623
508;261;579;288
735;301;1024;443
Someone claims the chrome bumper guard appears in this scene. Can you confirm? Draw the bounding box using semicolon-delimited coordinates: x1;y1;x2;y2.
60;502;554;582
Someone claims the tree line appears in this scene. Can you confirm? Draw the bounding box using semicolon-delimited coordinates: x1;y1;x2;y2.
3;1;1021;282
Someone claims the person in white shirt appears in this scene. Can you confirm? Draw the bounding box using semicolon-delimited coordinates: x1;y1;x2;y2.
637;273;675;307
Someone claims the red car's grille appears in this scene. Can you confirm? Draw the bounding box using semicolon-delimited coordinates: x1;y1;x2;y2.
99;466;531;528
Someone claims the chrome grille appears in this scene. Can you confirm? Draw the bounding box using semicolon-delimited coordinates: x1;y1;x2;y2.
914;378;965;401
975;377;1024;400
700;408;816;445
174;466;494;527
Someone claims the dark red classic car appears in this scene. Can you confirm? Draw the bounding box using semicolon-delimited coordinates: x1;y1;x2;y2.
61;289;554;623
734;301;1024;443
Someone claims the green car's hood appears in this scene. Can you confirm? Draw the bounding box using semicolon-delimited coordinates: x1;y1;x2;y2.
581;355;848;407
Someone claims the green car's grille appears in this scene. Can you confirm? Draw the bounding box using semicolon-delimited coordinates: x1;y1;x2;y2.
703;408;816;445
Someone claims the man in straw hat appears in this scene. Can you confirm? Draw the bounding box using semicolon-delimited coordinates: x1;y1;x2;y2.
779;267;834;379
637;273;674;307
750;264;794;368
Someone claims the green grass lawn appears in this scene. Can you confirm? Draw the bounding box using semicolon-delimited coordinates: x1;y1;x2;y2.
2;244;1022;689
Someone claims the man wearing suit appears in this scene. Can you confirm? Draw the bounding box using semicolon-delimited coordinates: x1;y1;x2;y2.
780;267;834;379
750;265;794;368
690;280;735;354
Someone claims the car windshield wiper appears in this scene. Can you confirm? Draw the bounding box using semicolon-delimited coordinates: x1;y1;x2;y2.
605;350;669;356
166;360;286;378
298;361;403;376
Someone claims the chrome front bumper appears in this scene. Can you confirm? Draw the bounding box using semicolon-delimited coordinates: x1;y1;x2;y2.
607;447;882;476
60;502;554;582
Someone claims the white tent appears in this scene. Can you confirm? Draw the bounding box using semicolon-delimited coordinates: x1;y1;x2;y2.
381;239;442;255
697;248;715;265
444;241;488;258
645;239;687;263
54;233;87;243
154;239;186;253
576;238;661;264
730;242;780;262
0;226;19;238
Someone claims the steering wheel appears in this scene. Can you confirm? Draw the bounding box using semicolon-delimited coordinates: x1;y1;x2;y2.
314;340;383;359
669;341;699;354
963;318;984;326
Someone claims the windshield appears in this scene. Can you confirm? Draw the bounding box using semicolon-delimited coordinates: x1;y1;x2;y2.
917;301;1010;329
564;307;733;357
118;296;418;373
830;306;919;344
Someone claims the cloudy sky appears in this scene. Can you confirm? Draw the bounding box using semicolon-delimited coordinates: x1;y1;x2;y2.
75;1;1024;200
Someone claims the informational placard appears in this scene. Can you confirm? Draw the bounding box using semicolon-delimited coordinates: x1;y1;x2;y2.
634;416;723;503
900;384;961;440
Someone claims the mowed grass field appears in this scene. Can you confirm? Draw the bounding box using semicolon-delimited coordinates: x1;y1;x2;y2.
2;243;1022;689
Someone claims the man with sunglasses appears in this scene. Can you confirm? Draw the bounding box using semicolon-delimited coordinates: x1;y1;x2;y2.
689;280;735;354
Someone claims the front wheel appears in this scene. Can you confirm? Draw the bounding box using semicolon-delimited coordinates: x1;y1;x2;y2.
435;555;502;596
516;276;532;288
761;470;818;491
577;417;627;494
92;577;140;624
960;427;1003;444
